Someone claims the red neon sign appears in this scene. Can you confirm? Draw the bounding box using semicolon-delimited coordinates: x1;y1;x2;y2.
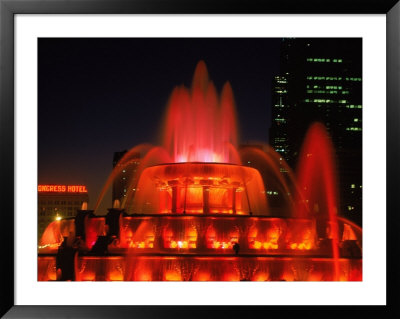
38;185;88;193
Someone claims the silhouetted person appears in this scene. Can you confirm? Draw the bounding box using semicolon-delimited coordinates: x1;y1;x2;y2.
91;236;110;255
233;242;240;255
56;239;77;281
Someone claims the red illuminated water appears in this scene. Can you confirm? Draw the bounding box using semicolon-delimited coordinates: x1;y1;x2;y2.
163;61;239;164
39;62;362;281
295;123;341;280
94;144;154;213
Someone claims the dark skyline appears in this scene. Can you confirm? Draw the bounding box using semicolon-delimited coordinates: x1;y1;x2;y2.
38;38;281;209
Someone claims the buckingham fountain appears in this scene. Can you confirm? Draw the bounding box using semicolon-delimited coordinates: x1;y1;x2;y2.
38;61;362;281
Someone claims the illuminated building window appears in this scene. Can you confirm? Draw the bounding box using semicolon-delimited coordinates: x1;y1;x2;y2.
326;86;343;90
307;76;343;81
346;104;362;109
307;58;341;63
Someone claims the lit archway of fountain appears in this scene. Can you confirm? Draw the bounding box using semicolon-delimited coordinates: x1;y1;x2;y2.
38;61;362;282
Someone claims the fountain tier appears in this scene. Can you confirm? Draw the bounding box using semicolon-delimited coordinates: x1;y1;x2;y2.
131;162;267;215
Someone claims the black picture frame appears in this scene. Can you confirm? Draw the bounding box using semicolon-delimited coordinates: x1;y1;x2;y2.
1;0;399;318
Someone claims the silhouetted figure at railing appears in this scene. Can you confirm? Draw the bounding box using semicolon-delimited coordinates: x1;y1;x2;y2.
91;236;111;255
233;242;240;255
56;238;77;281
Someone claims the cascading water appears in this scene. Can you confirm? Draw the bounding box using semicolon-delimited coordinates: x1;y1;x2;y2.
38;61;362;281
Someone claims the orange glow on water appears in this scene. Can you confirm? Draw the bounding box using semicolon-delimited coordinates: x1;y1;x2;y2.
136;271;153;281
307;272;323;281
289;242;312;250
123;220;155;249
248;224;281;250
263;242;278;249
348;268;362;281
47;271;57;281
129;241;154;249
253;241;262;249
194;272;211;281
108;271;123;281
186;227;198;248
223;272;240;281
252;273;269;281
205;224;238;250
249;240;279;250
81;272;96;281
163;226;198;249
165;270;182;281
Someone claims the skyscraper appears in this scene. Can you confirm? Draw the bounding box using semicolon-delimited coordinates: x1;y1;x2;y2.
270;75;290;159
270;38;362;225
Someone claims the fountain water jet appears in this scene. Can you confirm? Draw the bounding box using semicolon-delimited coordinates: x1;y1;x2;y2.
163;60;239;164
295;123;341;280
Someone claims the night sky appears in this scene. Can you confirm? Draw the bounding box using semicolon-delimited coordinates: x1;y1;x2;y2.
38;38;281;210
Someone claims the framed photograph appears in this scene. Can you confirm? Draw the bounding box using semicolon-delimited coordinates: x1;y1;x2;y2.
1;0;399;317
